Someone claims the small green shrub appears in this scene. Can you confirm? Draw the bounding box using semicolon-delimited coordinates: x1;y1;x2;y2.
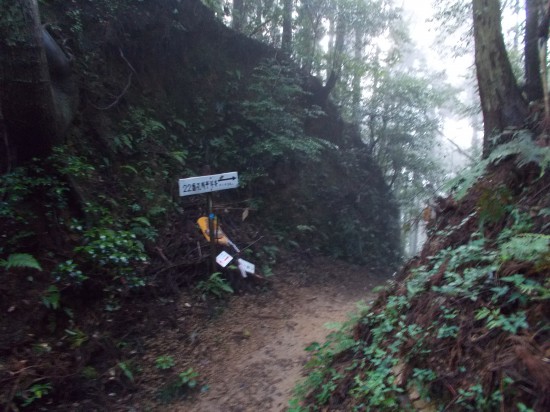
177;368;199;388
75;226;148;287
41;285;61;310
0;163;68;253
157;368;200;403
155;355;176;370
53;260;87;284
52;146;96;178
445;130;550;199
474;307;529;334
118;361;135;382
196;272;234;298
16;382;52;407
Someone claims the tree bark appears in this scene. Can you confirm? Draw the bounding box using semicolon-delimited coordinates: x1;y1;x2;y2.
330;7;346;78
472;0;528;157
0;102;14;173
281;0;293;55
0;0;76;163
352;22;363;124
232;0;244;32
524;0;544;101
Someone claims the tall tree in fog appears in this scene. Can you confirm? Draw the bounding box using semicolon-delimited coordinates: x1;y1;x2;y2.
282;0;293;54
233;0;245;31
434;0;549;156
472;0;528;156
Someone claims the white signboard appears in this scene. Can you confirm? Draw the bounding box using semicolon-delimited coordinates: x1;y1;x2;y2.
238;258;255;278
216;251;233;267
179;172;239;197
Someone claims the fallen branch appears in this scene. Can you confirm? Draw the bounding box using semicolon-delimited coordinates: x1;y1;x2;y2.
90;72;133;111
90;48;136;111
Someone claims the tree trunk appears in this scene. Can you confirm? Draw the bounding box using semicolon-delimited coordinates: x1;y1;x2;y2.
473;0;528;157
0;0;77;164
524;0;544;101
232;0;244;32
0;102;14;173
325;14;336;79
352;23;363;124
331;8;346;76
281;0;293;55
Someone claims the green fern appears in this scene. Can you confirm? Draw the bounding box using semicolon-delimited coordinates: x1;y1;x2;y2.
446;131;550;200
0;253;42;271
501;274;550;300
196;272;234;298
491;131;550;171
499;234;549;263
444;159;488;200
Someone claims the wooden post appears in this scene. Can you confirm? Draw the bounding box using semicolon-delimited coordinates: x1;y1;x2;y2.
207;193;216;273
178;171;239;274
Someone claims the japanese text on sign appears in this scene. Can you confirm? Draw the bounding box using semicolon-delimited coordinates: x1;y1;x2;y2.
178;172;239;197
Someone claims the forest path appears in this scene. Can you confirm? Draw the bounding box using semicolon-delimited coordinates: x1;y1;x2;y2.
136;257;388;412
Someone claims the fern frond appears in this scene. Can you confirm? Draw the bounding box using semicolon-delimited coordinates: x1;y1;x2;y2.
448;131;550;200
499;234;550;263
490;131;550;172
488;131;533;165
444;159;488;200
1;253;42;271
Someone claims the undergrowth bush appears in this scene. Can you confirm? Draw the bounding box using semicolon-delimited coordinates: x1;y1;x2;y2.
0;162;69;254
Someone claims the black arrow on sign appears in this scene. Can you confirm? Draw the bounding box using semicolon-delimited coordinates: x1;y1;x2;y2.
219;176;236;181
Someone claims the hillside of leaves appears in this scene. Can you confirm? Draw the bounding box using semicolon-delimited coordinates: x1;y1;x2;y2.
291;133;549;411
0;0;400;409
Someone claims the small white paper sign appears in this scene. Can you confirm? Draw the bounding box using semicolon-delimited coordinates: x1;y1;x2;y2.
216;251;233;267
238;258;255;274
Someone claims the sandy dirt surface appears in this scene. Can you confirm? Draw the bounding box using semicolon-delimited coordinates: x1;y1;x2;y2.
134;256;389;412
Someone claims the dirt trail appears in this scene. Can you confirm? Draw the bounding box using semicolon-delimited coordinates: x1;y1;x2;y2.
138;257;388;412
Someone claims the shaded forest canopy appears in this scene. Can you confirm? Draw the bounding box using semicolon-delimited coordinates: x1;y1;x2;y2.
0;0;401;408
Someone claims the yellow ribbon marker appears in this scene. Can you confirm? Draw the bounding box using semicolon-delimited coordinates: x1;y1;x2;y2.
197;216;230;246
